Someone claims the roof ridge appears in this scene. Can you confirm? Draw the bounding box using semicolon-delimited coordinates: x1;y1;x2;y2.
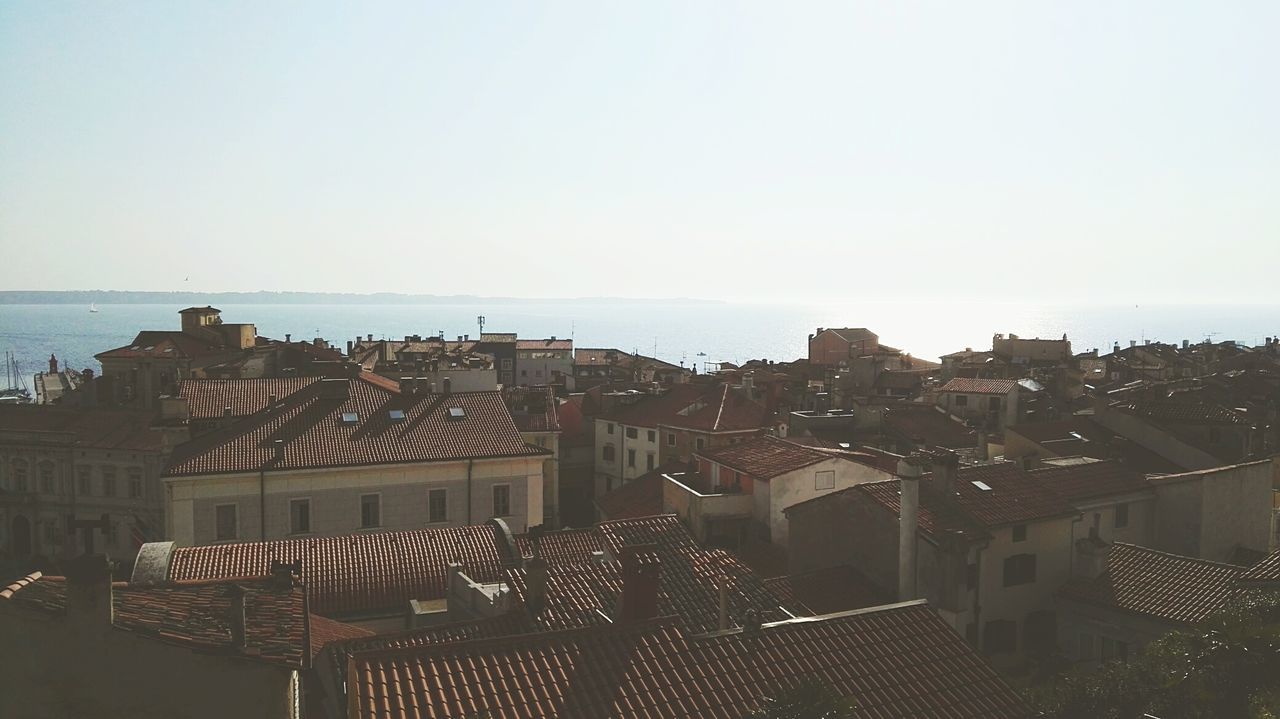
1110;542;1247;572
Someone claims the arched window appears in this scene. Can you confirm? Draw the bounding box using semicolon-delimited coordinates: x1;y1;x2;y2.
38;461;55;494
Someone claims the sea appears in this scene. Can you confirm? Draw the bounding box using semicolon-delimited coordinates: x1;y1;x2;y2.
1;301;1278;390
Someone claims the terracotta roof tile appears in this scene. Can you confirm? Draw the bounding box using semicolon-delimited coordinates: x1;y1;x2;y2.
659;385;773;433
179;377;321;419
165;524;509;615
1030;460;1152;502
516;339;573;350
347;601;1031;719
307;613;373;657
1241;550;1280;585
595;466;672;520
1058;544;1242;624
882;405;976;449
696;436;829;480
165;376;546;477
1114;400;1252;425
938;378;1019;395
1;573;310;668
95;330;228;360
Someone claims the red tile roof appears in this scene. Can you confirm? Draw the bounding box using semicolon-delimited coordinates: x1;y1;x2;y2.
347;601;1031;719
948;463;1080;527
502;385;560;433
513;528;604;565
1058;544;1242;625
0;573;310;668
165;524;510;616
95;330;228;361
1240;549;1280;585
165;377;546;477
660;384;773;432
516;339;573;350
697;436;829;480
852;480;988;542
594;466;671;520
307;613;373;657
764;566;894;616
596;384;707;428
1113;400;1252;425
0;405;164;451
596;514;704;559
1030;459;1152;502
938;378;1019;395
882;404;977;449
179;377;321;419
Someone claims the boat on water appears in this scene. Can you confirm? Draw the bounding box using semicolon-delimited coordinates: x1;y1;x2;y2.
89;302;99;313
1;351;32;404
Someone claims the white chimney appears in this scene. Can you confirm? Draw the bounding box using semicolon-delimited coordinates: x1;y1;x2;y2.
897;455;925;601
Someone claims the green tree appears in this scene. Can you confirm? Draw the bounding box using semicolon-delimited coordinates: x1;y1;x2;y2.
1028;589;1280;719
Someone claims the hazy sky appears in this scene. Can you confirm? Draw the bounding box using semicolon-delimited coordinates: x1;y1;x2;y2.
2;2;1276;302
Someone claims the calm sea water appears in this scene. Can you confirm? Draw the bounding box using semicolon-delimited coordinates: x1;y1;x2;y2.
1;301;1277;389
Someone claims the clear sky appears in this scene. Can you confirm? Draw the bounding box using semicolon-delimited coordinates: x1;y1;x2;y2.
1;1;1276;302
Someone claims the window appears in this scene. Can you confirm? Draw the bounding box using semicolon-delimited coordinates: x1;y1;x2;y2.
1003;553;1037;587
290;499;311;534
360;494;381;528
535;369;543;377
626;427;638;439
215;504;238;541
428;489;448;523
128;468;143;499
13;460;27;492
646;453;656;472
627;449;636;468
602;444;616;462
988;396;1001;410
1012;524;1027;542
606;423;615;435
43;519;59;545
666;433;676;447
39;462;54;494
954;395;968;407
501;359;512;370
101;466;117;497
77;467;91;496
815;470;835;490
1114;502;1129;529
647;430;656;443
492;485;511;517
695;438;706;451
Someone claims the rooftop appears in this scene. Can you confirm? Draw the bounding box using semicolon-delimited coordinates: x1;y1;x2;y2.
1058;543;1243;625
695;435;829;479
178;377;321;419
346;601;1031;719
0;572;314;669
938;378;1019;395
165;375;546;477
763;566;893;616
0;405;164;452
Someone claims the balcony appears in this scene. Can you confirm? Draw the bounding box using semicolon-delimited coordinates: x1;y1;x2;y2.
661;472;754;546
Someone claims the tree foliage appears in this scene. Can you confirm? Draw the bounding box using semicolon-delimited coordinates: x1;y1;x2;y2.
1027;589;1280;719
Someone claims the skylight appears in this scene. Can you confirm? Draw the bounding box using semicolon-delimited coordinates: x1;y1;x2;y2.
340;412;359;425
448;407;466;420
389;409;406;422
971;480;993;492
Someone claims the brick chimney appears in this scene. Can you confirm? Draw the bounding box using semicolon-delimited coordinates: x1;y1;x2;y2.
931;449;959;500
616;543;660;624
63;554;114;636
896;454;926;601
524;554;548;617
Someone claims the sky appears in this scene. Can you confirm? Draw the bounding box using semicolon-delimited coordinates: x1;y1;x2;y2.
1;1;1277;303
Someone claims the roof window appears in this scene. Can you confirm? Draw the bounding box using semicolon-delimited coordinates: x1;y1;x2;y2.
340;412;359;425
971;480;993;492
389;409;406;422
448;407;466;420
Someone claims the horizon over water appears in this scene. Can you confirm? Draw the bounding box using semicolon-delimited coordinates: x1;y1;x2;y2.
1;300;1278;390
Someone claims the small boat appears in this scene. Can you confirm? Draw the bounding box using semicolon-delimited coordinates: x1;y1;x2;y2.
89;302;99;313
1;351;32;404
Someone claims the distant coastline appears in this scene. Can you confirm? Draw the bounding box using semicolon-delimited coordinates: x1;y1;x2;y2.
0;290;723;306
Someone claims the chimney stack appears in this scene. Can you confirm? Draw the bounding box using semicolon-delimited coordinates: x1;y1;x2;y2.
346;340;354;355
525;554;548;617
224;584;248;649
1073;527;1112;580
442;377;452;395
932;449;959;499
896;454;925;601
616;544;660;624
273;438;285;463
63;553;114;635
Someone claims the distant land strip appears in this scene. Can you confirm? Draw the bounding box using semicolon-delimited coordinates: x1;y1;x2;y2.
0;291;722;305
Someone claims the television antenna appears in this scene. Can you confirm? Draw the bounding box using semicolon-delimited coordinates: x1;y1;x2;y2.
477;316;486;335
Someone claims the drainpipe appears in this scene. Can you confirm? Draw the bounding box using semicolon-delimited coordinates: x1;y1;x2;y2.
972;541;987;648
259;466;267;541
466;458;474;524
